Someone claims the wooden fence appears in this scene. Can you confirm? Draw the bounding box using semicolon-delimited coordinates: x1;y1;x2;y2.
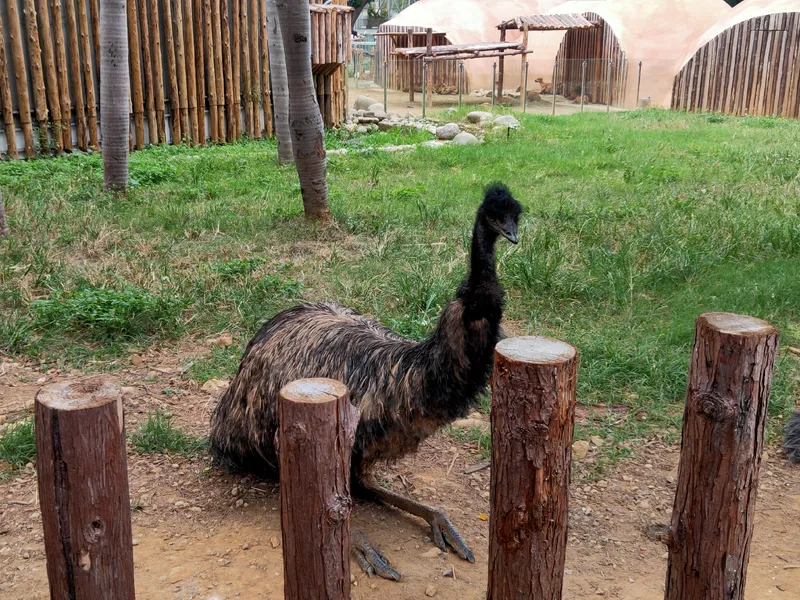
672;12;800;118
0;0;351;159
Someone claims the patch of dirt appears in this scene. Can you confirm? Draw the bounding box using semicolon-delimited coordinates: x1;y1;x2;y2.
1;352;798;599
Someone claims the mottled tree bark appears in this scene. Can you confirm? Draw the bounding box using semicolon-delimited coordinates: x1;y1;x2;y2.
277;0;329;219
487;336;578;600
101;0;130;190
664;313;778;600
35;378;135;599
266;0;293;164
279;378;358;600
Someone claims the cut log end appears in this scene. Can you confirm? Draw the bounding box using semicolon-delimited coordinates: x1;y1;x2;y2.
280;378;348;404
699;312;777;336
496;336;577;364
36;377;121;411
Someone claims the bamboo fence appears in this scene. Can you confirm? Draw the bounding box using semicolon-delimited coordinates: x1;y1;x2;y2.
0;0;351;157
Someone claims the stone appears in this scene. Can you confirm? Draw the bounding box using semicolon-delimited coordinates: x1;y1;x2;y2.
465;111;493;124
444;107;458;114
452;418;487;430
372;110;388;120
590;436;605;448
201;379;230;396
420;547;442;558
421;140;449;149
354;95;380;110
213;333;233;347
442;566;454;578
168;565;191;583
131;354;143;367
452;132;480;145
270;536;281;549
358;117;379;124
492;115;520;129
356;126;368;134
572;440;590;459
367;103;385;113
377;121;397;131
436;123;461;140
425;585;438;597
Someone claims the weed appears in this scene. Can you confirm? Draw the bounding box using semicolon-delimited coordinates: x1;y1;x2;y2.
0;419;36;471
130;410;207;456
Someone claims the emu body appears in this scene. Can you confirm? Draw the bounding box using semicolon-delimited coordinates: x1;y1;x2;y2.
210;183;522;578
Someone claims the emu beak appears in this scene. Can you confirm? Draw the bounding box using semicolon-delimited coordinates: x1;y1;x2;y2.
502;222;519;244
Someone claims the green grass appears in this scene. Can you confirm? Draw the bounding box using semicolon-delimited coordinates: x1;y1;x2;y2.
1;109;799;456
130;410;207;456
0;419;36;472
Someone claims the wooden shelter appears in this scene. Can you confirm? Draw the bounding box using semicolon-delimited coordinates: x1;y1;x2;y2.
0;0;351;158
672;0;800;118
376;28;458;94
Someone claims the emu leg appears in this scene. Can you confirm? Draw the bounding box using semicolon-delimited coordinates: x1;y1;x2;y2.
351;529;402;581
359;477;475;563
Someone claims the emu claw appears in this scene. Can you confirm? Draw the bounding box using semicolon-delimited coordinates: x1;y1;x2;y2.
430;511;475;563
352;529;402;581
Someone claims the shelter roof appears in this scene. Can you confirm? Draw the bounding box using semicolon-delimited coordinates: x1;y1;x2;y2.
498;13;597;31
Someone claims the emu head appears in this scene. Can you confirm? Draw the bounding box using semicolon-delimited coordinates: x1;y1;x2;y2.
478;183;523;244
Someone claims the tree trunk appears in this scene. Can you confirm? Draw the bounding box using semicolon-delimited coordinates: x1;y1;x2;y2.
35;378;136;599
277;0;329;220
266;0;292;164
664;313;778;600
349;1;368;31
101;0;130;191
279;378;358;600
487;336;578;600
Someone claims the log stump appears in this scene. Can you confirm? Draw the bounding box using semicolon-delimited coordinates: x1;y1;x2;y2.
35;377;135;600
487;336;578;600
279;378;359;600
664;313;778;600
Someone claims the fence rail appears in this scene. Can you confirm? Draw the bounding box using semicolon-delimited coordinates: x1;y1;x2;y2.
0;0;351;158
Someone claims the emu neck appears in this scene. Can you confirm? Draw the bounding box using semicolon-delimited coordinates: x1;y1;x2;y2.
466;219;499;295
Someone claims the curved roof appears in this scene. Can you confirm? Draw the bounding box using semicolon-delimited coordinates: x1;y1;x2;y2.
678;0;800;70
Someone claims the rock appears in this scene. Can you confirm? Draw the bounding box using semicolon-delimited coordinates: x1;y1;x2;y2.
168;565;191;584
242;543;249;550
213;333;233;347
492;115;519;128
121;386;143;400
357;117;379;124
387;112;401;120
572;440;590;459
590;436;604;448
201;378;230;395
637;499;651;510
526;90;542;102
354;95;380;110
367;103;385;113
452;132;480;145
270;536;281;549
421;140;449;149
356;126;368;134
425;585;438;597
436;123;460;140
377;121;397;131
235;498;244;508
174;500;189;508
131;354;143;367
132;539;139;546
442;566;454;578
420;547;442;558
465;111;493;123
452;418;487;430
444;107;458;114
372;110;388;120
231;486;240;497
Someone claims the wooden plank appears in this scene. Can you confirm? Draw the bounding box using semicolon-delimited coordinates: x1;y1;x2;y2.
221;0;235;140
259;0;272;137
138;0;158;144
89;0;100;82
7;0;35;157
22;0;50;152
193;0;206;144
148;0;166;142
182;0;199;144
231;0;241;137
127;0;144;149
211;0;225;141
0;13;18;158
203;0;219;142
241;0;253;137
35;0;61;152
172;0;190;141
65;0;88;149
76;0;98;149
162;0;182;142
249;0;260;138
51;0;72;149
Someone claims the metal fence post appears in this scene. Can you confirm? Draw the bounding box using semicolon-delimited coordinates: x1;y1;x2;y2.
606;59;612;113
580;60;587;112
523;61;529;113
383;59;388;111
552;60;557;116
422;62;428;118
636;60;643;109
458;62;463;109
492;62;497;108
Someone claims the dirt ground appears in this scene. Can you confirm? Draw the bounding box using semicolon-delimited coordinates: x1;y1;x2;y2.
1;347;798;600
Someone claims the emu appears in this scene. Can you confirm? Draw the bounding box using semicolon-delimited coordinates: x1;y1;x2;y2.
210;183;523;580
785;410;800;464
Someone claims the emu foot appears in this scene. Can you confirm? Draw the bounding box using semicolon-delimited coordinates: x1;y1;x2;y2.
352;529;402;581
429;510;475;563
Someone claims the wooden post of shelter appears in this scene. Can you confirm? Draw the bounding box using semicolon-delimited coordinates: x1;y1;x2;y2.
221;0;235;140
182;0;199;145
147;0;166;143
663;313;779;600
6;0;35;157
137;0;158;145
0;16;18;159
425;27;433;108
50;0;72;150
487;336;578;600
497;25;506;103
35;378;136;600
203;0;219;142
64;0;87;150
407;27;414;102
279;378;358;600
76;0;99;149
520;25;529;107
248;0;261;138
35;0;62;152
22;0;50;153
192;0;206;144
162;0;182;143
127;0;145;149
231;0;241;138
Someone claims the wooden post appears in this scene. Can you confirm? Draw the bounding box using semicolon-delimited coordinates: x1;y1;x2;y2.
162;0;182;143
182;0;198;145
35;378;136;600
0;16;19;159
126;0;144;149
172;0;189;142
241;0;253;137
147;0;166;143
203;0;219;142
425;27;432;108
259;0;272;137
520;26;528;108
89;0;101;82
487;336;578;600
497;25;506;104
407;27;414;102
50;0;72;150
248;0;260;139
220;0;235;140
6;0;36;157
211;0;226;141
231;0;241;138
663;313;779;600
64;0;87;150
279;378;358;600
77;0;99;149
137;0;158;144
22;0;50;153
192;0;206;144
35;0;61;153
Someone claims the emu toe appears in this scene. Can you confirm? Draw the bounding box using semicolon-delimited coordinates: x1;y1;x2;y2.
352;529;402;581
429;510;475;563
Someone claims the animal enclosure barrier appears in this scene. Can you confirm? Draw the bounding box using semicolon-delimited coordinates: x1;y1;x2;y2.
672;12;800;118
0;0;351;158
